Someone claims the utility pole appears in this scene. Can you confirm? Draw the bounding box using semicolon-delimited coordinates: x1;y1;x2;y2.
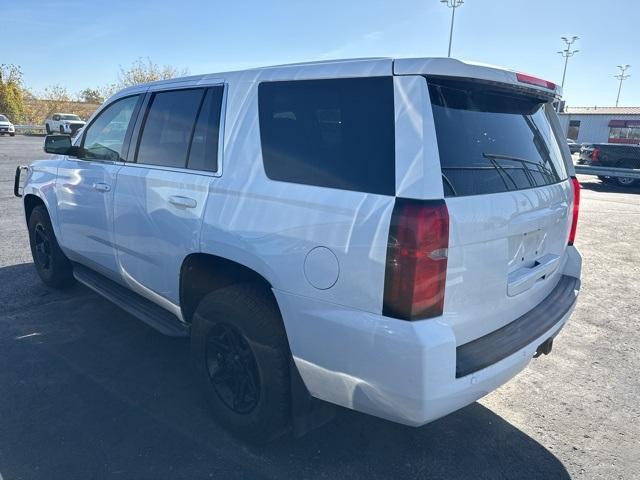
557;36;579;90
440;0;464;58
615;65;631;107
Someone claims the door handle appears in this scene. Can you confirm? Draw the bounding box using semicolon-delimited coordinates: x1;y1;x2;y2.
168;195;197;209
93;182;111;192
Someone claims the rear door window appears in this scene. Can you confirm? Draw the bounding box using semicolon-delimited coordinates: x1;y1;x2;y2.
258;77;395;195
136;88;205;168
428;78;568;197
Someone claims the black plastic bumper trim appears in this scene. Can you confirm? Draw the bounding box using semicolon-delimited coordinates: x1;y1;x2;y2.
456;275;580;378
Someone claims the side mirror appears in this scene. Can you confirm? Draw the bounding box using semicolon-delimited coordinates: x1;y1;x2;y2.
44;135;78;156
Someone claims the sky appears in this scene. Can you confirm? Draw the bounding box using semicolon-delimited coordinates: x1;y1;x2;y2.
3;0;639;107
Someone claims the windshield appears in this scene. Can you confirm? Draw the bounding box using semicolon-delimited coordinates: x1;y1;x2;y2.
428;77;568;197
0;115;8;122
61;114;81;121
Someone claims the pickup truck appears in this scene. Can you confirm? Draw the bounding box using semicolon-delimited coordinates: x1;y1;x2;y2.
578;143;640;187
45;113;86;136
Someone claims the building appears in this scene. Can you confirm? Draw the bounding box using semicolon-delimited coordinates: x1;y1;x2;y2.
558;106;640;145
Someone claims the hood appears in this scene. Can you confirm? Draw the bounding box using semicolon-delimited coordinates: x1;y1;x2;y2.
62;120;86;125
0;121;13;126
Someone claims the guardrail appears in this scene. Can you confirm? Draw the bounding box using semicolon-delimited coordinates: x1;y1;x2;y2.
14;125;46;135
574;165;640;180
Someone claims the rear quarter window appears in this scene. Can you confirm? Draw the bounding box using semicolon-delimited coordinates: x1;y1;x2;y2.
428;78;568;197
258;77;395;196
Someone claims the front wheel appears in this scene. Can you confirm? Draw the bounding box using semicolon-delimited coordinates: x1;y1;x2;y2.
9;132;15;137
28;206;74;288
191;283;291;444
59;126;64;134
45;124;51;134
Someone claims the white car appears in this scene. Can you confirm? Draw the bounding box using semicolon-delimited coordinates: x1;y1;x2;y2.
16;58;582;443
45;113;86;136
0;114;15;136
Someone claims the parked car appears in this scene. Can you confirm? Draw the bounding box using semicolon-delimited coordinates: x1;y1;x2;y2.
567;139;581;154
15;58;582;443
578;142;640;187
45;113;86;136
0;114;16;136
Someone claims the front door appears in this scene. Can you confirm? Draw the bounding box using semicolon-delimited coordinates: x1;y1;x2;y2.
56;94;142;279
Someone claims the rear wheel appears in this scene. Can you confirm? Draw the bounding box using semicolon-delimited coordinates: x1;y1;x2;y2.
191;283;291;444
27;206;74;288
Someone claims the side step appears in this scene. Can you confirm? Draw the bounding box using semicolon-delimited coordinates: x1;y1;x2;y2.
73;264;189;337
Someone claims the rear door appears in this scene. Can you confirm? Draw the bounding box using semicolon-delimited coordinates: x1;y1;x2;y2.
426;77;574;344
113;83;225;307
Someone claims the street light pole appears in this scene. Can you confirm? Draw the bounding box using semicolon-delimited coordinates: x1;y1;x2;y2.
557;36;579;90
440;0;464;58
615;65;631;107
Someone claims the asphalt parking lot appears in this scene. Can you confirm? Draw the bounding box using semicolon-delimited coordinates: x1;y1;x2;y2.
0;135;638;479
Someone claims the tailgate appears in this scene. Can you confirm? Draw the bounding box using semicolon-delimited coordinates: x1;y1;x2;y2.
426;76;574;344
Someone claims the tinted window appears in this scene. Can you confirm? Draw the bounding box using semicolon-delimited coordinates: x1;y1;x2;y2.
187;87;224;172
258;77;395;195
428;78;568;197
82;95;139;161
137;88;205;168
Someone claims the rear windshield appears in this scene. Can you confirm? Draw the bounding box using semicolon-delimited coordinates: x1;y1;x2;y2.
428;78;568;197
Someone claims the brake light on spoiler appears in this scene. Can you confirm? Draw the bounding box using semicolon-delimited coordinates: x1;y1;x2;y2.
516;72;557;90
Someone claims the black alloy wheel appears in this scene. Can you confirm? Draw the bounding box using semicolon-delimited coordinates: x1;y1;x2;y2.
205;323;261;414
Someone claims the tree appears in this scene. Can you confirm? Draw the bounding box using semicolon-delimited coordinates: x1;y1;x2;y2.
0;64;26;122
78;88;104;104
102;57;189;97
41;84;72;118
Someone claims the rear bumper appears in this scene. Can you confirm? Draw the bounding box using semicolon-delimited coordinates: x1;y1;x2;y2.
275;247;582;427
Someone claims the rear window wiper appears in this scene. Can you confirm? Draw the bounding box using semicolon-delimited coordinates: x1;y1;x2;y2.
482;153;554;188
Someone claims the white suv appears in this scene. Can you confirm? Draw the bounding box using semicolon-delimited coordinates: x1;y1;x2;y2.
0;114;15;136
15;58;582;443
45;113;86;136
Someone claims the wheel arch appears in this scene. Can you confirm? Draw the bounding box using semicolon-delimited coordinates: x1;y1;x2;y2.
179;252;279;325
23;193;46;223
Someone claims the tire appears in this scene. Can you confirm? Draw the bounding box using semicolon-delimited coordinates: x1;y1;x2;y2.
45;124;51;134
191;283;291;444
27;206;74;288
59;126;64;134
614;161;638;187
9;133;15;137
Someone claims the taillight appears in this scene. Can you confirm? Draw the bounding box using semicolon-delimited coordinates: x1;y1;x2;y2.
568;177;580;245
516;72;556;90
591;147;600;163
383;199;449;320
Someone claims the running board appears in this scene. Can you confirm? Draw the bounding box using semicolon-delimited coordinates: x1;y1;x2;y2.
73;264;189;337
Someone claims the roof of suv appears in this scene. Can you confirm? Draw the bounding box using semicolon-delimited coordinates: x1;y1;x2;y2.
112;57;561;99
